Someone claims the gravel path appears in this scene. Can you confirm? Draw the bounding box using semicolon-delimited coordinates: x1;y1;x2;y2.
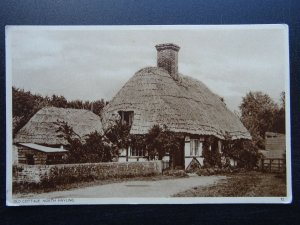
16;175;226;199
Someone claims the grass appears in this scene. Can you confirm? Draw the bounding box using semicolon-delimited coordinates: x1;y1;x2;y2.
173;171;287;197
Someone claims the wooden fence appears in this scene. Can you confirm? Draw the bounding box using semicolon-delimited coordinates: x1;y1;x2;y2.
261;158;285;173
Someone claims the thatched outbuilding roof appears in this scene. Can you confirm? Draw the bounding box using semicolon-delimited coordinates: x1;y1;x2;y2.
14;107;103;145
102;43;251;140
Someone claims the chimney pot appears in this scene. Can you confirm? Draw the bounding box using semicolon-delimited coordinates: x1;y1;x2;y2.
155;43;180;81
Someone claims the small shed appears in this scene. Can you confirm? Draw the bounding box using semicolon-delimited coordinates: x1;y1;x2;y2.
261;132;286;159
14;107;104;164
17;143;68;165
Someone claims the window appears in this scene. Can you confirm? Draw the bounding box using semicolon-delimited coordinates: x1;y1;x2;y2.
118;111;134;126
130;147;144;157
190;139;203;156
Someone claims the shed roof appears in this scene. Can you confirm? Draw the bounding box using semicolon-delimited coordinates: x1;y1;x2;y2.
18;143;68;153
14;107;103;145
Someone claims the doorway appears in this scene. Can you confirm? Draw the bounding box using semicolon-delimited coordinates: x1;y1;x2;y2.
26;154;35;165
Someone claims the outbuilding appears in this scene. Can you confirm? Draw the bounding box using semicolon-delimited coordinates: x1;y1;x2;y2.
14;107;103;165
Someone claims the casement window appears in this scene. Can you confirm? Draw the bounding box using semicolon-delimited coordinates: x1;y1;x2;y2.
190;139;203;156
118;111;134;126
130;147;144;157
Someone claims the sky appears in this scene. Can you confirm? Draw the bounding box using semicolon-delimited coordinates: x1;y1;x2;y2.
7;25;289;112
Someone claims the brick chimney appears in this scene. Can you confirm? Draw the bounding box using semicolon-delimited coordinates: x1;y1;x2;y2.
155;43;180;81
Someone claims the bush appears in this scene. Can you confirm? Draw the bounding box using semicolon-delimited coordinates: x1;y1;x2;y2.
202;137;222;168
222;139;262;169
56;121;114;163
13;161;163;193
163;169;188;177
195;167;247;176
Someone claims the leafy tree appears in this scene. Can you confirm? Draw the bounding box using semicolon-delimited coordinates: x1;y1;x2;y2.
223;139;261;169
90;99;106;116
202;136;222;168
12;87;46;136
104;120;131;158
240;91;277;149
83;132;112;163
145;125;183;167
56;121;112;163
50;95;68;108
272;91;285;134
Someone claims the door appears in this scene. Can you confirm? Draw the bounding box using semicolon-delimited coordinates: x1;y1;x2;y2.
172;139;185;169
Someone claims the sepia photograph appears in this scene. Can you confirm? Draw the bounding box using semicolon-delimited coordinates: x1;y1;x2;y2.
5;25;291;205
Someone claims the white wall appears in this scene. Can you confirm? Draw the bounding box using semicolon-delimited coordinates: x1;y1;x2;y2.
184;135;204;169
13;145;18;165
184;157;204;169
118;156;148;162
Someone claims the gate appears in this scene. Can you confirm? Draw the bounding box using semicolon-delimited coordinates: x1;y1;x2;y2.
261;158;285;173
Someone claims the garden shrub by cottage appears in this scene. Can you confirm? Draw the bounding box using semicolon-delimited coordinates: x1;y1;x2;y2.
202;137;222;168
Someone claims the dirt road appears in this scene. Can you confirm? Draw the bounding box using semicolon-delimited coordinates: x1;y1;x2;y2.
16;175;226;199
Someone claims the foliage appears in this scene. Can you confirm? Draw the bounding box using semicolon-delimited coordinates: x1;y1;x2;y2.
104;120;131;157
102;121;184;163
56;121;112;163
12;87;47;136
12;87;107;136
145;125;183;161
222;139;261;169
240;91;285;149
272;91;285;134
202;136;222;168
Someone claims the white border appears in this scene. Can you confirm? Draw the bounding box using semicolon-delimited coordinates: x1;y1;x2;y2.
5;25;292;206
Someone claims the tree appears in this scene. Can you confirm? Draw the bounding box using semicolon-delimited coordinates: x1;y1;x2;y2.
202;136;222;168
56;121;112;163
104;120;131;158
272;91;285;134
12;87;46;136
145;125;183;167
50;95;68;108
83;132;112;163
91;99;106;116
222;139;261;169
240;91;277;149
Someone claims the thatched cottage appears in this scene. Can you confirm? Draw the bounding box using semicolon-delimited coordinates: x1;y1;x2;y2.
14;107;103;165
102;43;251;169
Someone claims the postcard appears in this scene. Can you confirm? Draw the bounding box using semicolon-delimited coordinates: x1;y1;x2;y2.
6;25;291;205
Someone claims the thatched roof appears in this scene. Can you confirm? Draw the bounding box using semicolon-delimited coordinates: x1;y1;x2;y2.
14;107;103;145
102;67;251;140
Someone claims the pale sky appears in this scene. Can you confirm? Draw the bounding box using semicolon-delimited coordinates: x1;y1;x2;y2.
7;25;288;112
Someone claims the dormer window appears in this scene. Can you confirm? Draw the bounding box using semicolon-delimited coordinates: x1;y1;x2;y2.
118;111;134;126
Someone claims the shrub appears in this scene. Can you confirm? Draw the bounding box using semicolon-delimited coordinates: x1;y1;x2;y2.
163;169;188;177
56;121;114;163
222;139;262;169
145;125;184;169
202;137;222;168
